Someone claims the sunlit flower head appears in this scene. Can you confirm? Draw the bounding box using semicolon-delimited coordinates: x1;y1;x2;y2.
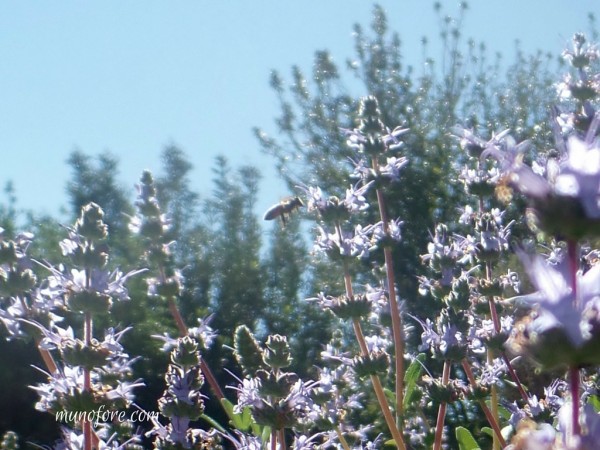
510;251;600;368
482;115;600;239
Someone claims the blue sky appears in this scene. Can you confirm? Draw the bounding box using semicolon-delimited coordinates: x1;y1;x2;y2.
0;1;597;223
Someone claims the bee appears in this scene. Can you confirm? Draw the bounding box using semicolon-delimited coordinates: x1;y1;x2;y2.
263;196;304;226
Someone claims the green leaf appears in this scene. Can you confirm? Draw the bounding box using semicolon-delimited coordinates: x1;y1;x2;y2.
485;399;511;420
589;395;600;412
456;427;480;450
240;405;254;430
481;427;493;438
200;414;227;434
221;398;235;420
496;404;512;421
403;353;426;410
261;426;272;449
251;422;264;439
221;398;254;432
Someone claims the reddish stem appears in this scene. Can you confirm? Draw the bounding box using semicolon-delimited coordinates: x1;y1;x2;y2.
567;240;581;439
37;344;58;374
167;298;225;400
485;262;501;334
278;429;286;450
486;258;530;411
168;298;189;336
501;352;529;403
336;220;404;449
433;361;451;450
352;318;369;356
350;312;405;448
462;359;506;447
372;156;405;423
569;366;581;438
83;312;92;450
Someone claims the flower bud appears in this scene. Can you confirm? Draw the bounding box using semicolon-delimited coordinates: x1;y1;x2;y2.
330;294;371;320
75;203;108;241
256;370;298;399
263;335;292;370
171;336;200;368
0;241;18;265
352;350;390;378
234;325;266;376
68;291;111;314
422;375;464;404
62;339;110;369
0;268;36;297
138;218;165;240
154;277;181;298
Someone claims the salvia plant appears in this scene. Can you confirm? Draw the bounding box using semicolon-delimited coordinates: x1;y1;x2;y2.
1;33;600;450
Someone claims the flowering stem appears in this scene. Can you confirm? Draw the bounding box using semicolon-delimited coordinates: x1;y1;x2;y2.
278;428;286;450
372;160;405;425
484;260;528;403
569;366;581;438
160;264;225;401
478;399;506;448
484;262;501;450
567;239;581;439
501;353;529;403
488;300;529;403
83;311;93;450
351;319;405;449
335;426;352;450
166;297;225;400
36;343;58;374
200;356;225;401
270;430;277;450
489;354;500;450
371;375;406;450
351;318;369;356
433;360;451;450
485;264;501;334
462;359;506;447
167;298;188;336
339;251;405;448
383;246;405;415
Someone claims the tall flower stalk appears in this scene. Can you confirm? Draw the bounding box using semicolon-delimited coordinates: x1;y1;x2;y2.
355;97;407;425
150;336;207;449
303;96;409;448
232;326;317;449
30;203;144;450
130;171;224;401
338;236;406;450
466;33;600;447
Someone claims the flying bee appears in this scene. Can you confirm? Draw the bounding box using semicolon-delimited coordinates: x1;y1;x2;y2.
263;196;304;226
